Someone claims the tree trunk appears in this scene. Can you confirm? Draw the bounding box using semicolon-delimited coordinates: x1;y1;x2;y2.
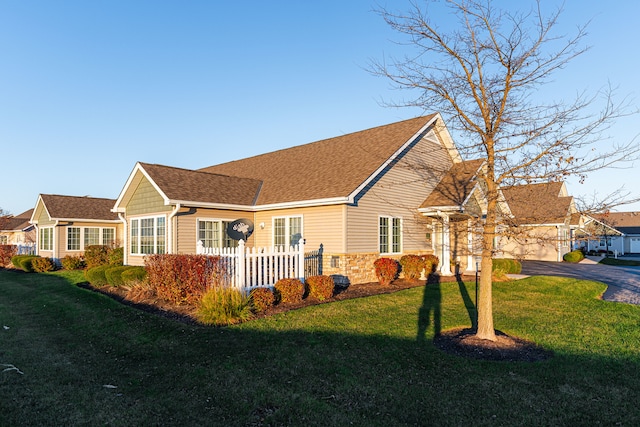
476;173;498;341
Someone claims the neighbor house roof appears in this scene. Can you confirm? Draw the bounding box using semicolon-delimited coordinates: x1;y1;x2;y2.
419;159;485;210
0;209;34;232
501;182;573;225
198;115;439;206
34;195;119;222
592;211;640;234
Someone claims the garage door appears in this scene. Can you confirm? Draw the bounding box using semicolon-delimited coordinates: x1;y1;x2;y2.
631;237;640;253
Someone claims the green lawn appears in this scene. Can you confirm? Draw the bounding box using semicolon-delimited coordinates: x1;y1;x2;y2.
1;269;639;426
600;257;640;266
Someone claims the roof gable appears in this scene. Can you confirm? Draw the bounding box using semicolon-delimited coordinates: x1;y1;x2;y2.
0;209;34;232
35;194;119;222
592;211;640;234
501;182;573;225
419;159;485;210
199;115;441;206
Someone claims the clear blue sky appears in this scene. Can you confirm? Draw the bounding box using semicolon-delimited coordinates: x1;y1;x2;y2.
1;0;638;215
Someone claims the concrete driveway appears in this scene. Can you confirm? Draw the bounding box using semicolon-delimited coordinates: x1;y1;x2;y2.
520;259;640;305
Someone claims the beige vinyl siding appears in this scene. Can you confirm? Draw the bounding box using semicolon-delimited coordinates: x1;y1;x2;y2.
175;208;255;254
346;128;452;254
498;225;567;262
254;205;344;254
127;175;172;216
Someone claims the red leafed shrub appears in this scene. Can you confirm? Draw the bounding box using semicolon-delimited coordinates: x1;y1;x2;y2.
0;245;17;267
422;254;440;274
306;275;334;301
249;287;275;313
373;257;399;286
399;255;426;281
144;254;226;305
274;278;305;304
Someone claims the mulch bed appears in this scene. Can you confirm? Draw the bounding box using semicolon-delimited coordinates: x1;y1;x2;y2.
82;273;552;362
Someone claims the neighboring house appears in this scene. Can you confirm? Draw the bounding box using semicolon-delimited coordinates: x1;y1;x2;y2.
584;212;640;254
114;114;471;283
30;194;124;262
497;182;576;262
0;209;36;247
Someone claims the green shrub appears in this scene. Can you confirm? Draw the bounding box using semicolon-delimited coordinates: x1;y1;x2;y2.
84;265;111;286
31;257;55;272
105;266;135;287
492;258;522;274
121;266;148;285
305;275;334;301
196;286;252;326
563;250;585;263
274;278;305;304
249;287;275;313
14;255;40;272
60;255;85;270
108;247;124;266
422;254;440;274
84;245;110;269
399;255;426;280
373;257;399;286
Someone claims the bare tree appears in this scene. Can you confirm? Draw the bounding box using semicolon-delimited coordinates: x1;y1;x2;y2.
371;0;639;341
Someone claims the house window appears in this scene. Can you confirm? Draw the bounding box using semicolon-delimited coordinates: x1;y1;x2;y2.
67;227;117;251
0;236;7;244
68;227;81;251
130;216;166;255
39;227;53;251
379;216;402;254
197;219;238;249
273;216;302;247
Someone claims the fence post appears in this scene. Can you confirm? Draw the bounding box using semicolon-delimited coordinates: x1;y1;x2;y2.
196;240;203;254
298;238;305;282
237;239;245;290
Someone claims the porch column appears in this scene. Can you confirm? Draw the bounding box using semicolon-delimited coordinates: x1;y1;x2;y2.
466;219;474;274
439;212;452;276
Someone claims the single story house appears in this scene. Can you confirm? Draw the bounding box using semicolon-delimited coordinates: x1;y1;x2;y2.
496;182;576;262
0;209;36;250
30;194;124;262
583;212;640;254
113;114;484;283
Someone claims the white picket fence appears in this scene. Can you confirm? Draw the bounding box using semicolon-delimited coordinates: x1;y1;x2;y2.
196;239;305;291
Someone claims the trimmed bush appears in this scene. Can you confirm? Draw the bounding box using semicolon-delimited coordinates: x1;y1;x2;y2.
145;254;226;305
373;257;399;286
563;250;585;263
13;255;40;272
105;266;135;287
422;254;440;274
60;255;85;270
249;287;275;313
492;258;522;274
84;245;110;269
274;278;305;304
196;287;252;326
108;247;124;266
0;245;17;267
31;257;55;272
306;275;334;301
121;266;148;286
399;255;426;281
85;265;111;286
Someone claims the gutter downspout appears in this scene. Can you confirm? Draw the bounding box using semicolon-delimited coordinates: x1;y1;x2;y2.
168;204;181;254
118;213;128;265
53;220;59;262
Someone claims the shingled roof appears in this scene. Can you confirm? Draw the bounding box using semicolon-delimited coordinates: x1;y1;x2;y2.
501;182;573;225
37;194;119;221
592;211;640;234
0;209;34;231
198;115;438;205
139;163;262;206
419;159;485;209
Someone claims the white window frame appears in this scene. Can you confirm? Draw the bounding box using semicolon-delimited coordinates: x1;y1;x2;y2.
39;227;54;252
130;216;166;255
272;215;303;247
379;216;402;254
196;219;239;249
67;226;117;251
